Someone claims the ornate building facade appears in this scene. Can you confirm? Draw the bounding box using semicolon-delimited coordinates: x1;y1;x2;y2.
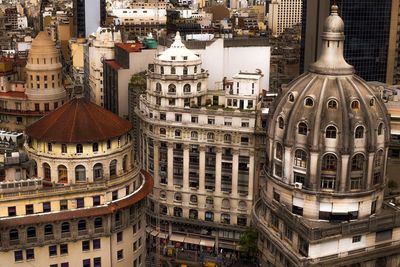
0;98;152;267
253;6;400;267
0;31;67;132
137;32;266;255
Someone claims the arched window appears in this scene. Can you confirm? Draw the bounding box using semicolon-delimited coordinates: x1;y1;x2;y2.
327;99;338;109
224;134;232;143
206;197;214;205
207;132;215;141
9;229;18;240
183;84;191;93
222;198;230;209
288;93;294;102
61;222;70;233
374;150;384;168
197;82;202;91
276;143;283;160
378;123;384;135
27;227;36;238
191;131;198;140
294;149;307;168
93;163;103;180
76;144;83;154
355;126;364;139
78;220;87;231
190;195;197;203
205;211;214;221
160;66;164;74
43;163;51;181
183;66;188;75
75;165;86;182
325;126;337;139
173;207;182;217
123;155;128;172
298;122;308;135
174;192;182;201
194;66;197;73
238;200;247;210
58;165;68;183
171;67;176;74
278;117;284;129
92;143;98;152
168;84;176;93
160;205;168;215
160;128;166;135
44;224;53;236
189;209;198;219
221;213;230;224
370;98;375;106
109;160;117;177
351;154;365;171
351;100;360;110
160;190;167;199
305;97;314;107
156;83;162;92
322;154;337;171
94;217;103;228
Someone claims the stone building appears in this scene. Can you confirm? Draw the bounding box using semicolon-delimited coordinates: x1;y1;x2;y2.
137;32;266;256
0;32;67;132
268;0;302;36
0;97;152;267
253;6;400;266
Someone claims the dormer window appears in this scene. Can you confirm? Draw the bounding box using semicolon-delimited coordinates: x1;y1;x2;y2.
183;56;187;60
325;126;337;139
278;117;284;129
327;99;338;109
171;56;175;60
305;97;314;107
370;98;375;106
298;122;308;135
288;93;294;102
355;126;364;139
351;100;360;110
76;144;83;154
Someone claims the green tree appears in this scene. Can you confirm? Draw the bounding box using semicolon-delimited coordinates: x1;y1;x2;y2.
238;227;258;258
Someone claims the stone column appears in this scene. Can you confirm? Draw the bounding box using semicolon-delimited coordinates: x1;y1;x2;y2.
153;140;160;187
231;149;239;197
183;144;190;190
215;147;222;194
167;142;174;187
199;145;206;192
340;155;349;192
367;152;374;189
248;151;255;198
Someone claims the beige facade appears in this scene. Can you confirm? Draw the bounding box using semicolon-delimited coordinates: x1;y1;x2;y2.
268;0;302;36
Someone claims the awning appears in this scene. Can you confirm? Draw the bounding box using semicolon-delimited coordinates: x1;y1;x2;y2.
150;230;159;237
293;197;304;207
158;232;168;239
218;241;236;250
200;239;215;247
170;234;185;243
184;236;201;245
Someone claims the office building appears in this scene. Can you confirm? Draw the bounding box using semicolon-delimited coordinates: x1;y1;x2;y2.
73;0;106;38
268;0;302;36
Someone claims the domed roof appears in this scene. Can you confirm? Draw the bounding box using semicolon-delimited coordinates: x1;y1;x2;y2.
26;98;133;143
322;5;344;33
31;32;56;50
157;32;200;62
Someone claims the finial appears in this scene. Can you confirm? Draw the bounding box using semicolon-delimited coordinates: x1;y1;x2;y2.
331;4;339;15
175;31;181;41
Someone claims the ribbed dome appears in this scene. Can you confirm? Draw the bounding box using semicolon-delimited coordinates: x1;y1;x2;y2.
26;98;133;143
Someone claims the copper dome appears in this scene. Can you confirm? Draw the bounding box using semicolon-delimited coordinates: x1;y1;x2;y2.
26;98;133;143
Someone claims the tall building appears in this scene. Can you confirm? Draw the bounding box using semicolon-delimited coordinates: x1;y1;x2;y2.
268;0;302;36
73;0;106;38
254;6;400;266
300;0;399;84
0;97;152;266
0;32;67;132
137;33;266;258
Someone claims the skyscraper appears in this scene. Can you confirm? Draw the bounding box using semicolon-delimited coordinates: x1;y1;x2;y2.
300;0;399;84
73;0;107;38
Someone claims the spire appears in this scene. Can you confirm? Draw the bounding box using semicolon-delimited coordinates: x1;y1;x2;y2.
308;4;354;75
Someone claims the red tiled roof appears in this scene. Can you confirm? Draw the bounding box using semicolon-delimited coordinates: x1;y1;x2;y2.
0;91;27;99
116;42;144;53
0;170;153;227
26;97;133;143
105;59;122;70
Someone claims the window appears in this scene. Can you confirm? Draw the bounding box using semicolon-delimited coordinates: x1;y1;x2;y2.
284;225;293;241
159;128;166;136
321;176;335;189
83;259;90;267
107;140;111;149
370;98;375;106
298;122;308;135
190;195;198;203
61;144;67;153
47;143;52;152
160;66;164;74
325;126;337;139
43;202;51;212
44;103;49;111
109;160;117;177
191;116;198;123
75;165;86;182
191;131;198;140
327;99;337;109
183;84;191;93
117;250;123;261
168;84;176;93
351;100;360;110
60;200;68;210
378;123;384;135
224;134;232;143
197;82;202;91
375;150;384;168
117;232;123;242
205;211;214;221
27;227;36;238
78;220;87;231
207;132;214;141
76;198;84;208
76;144;83;153
92;143;98;152
355;126;364;138
44;224;53;236
94;257;101;267
93;196;100;206
93;239;101;249
351;154;365;171
322;154;337;171
208;117;215;125
305;97;314;107
14;250;23;262
350;177;362;190
175;130;181;138
93;163;103;180
155;83;162;92
94;217;103;228
112;190;118;200
241;136;249;144
58;165;68;183
376;229;393;242
278;117;284;129
49;245;57;256
288;93;295;102
26;248;34;260
276;143;283;160
61;222;70;233
82;240;90;251
8;206;16;216
294;149;307;168
61;263;69;267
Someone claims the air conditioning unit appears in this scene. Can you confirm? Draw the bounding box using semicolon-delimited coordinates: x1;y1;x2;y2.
294;182;303;189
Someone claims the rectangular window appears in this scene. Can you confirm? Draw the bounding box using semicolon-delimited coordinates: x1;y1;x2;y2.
8;206;16;216
160;113;166;120
60;200;68;210
284;225;293;241
83;259;90;267
43;202;51;212
175;114;182;122
321;176;335;189
61;263;69;267
241;136;249;145
93;196;100;206
352;235;361;243
54;102;58;109
25;204;34;215
14;250;23;262
82;240;90;251
112;190;118;201
241;121;250;127
76;198;84;208
191;116;198;123
60;244;68;255
292;205;303;216
93;257;101;267
44;103;49;111
169;99;175;106
350;177;362;190
273;190;280;202
61;144;67;153
117;231;123;242
26;248;34;260
376;229;393;242
208;117;215;125
117;250;123;261
35;103;40;111
49;245;57;256
93;239;101;250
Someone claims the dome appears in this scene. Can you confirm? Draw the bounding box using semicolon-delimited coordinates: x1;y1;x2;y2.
157;32;200;62
30;32;57;52
267;5;390;202
26;98;133;143
322;5;344;33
